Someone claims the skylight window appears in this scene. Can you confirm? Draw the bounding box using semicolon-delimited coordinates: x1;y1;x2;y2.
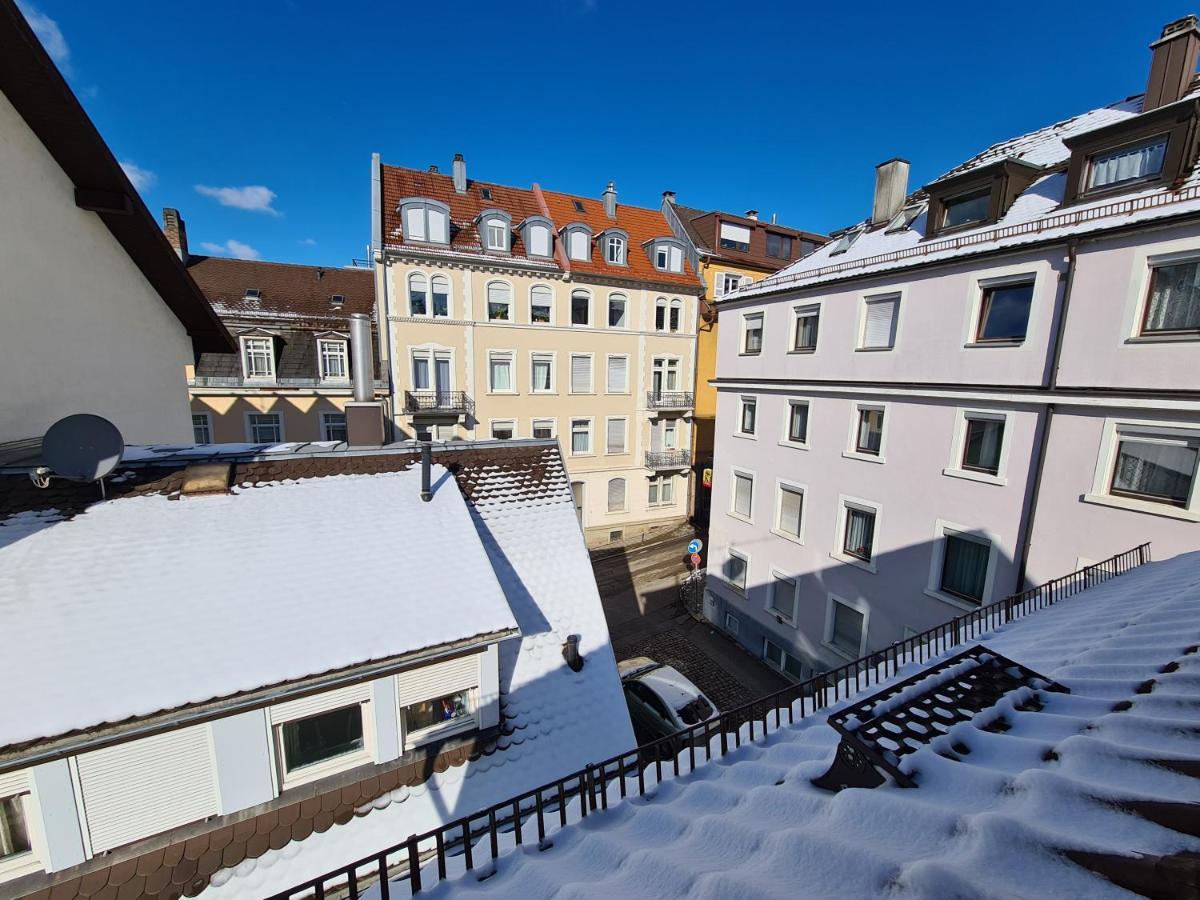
829;228;863;256
573;199;585;213
244;288;261;300
480;187;493;200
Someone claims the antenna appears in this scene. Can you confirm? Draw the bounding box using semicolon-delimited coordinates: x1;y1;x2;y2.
40;414;124;483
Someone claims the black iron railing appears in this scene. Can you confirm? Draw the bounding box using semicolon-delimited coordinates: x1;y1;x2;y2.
266;543;1150;900
403;391;473;414
190;376;387;390
646;391;694;409
645;450;690;470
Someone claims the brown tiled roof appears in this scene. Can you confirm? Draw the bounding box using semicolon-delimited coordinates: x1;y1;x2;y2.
185;257;374;321
680;207;827;271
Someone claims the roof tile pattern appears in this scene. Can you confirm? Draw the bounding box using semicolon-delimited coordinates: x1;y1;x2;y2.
185;257;374;322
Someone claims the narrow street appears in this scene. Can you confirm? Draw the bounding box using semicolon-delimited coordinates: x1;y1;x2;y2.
591;525;788;711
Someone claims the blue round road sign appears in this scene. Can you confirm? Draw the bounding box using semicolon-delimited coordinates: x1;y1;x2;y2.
687;538;703;554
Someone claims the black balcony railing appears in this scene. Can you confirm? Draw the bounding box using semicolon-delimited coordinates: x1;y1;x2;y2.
403;391;472;415
646;391;694;409
189;376;387;390
645;449;690;470
266;543;1150;900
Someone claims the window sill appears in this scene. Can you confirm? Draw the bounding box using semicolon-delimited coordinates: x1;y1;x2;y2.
604;451;628;457
767;610;798;628
0;850;42;882
530;391;559;397
732;432;758;441
280;747;375;791
569;391;596;396
922;587;983;613
605;508;629;515
405;717;478;750
486;391;519;396
1081;492;1200;522
570;452;596;459
788;348;817;355
739;351;763;357
842;450;886;464
570;323;594;329
963;340;1024;349
770;527;804;546
822;640;861;662
1124;333;1200;345
942;467;1007;486
829;550;876;574
854;346;895;353
779;440;810;451
727;511;754;526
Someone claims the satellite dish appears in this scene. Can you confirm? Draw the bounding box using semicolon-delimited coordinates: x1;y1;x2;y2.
41;414;124;482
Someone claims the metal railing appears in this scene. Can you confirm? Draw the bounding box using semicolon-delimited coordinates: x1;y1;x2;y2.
267;543;1150;900
645;449;691;470
646;391;694;410
403;391;473;415
189;375;386;390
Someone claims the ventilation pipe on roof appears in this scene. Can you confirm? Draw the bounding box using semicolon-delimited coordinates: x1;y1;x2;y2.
429;164;440;174
562;634;584;672
745;209;758;221
452;153;467;193
662;190;676;205
771;212;778;224
603;181;617;219
161;208;189;262
420;441;432;502
344;313;385;447
1144;16;1200;112
871;158;911;227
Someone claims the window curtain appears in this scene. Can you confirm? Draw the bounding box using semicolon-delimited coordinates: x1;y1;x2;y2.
0;796;31;858
533;359;551;391
1145;262;1200;332
857;410;882;453
941;536;989;602
571;423;589;454
964;419;1004;471
490;358;512;391
844;509;874;559
431;275;450;317
1113;439;1197;504
741;401;756;433
1091;139;1166;188
790;403;809;442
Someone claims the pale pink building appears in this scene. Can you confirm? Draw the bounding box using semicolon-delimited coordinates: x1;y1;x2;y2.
707;17;1200;679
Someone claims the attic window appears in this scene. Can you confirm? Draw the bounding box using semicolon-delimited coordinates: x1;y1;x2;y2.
886;204;924;234
244;288;261;300
330;294;345;307
573;199;585;213
480;187;493;200
942;188;991;230
719;222;752;252
400;198;451;245
829;228;863;256
1086;136;1168;192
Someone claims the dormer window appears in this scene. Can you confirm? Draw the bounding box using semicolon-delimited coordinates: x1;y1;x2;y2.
923;159;1041;238
1086;135;1168;192
399;198;450;245
240;335;275;380
478;209;512;253
563;224;593;262
518;215;553;258
942;188;991;230
719;222;751;252
648;238;684;273
765;232;792;259
317;337;349;381
601;229;628;266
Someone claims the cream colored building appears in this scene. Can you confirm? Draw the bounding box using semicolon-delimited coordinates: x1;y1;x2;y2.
372;154;703;545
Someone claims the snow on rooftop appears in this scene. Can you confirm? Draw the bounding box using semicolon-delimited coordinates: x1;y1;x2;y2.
0;464;518;749
411;551;1200;899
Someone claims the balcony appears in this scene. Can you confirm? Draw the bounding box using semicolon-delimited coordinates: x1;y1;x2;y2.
189;376;387;391
645;449;691;470
646;391;694;411
404;391;473;417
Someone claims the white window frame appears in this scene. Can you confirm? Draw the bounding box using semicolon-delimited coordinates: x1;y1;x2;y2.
606;234;626;265
766;568;800;625
647;474;675;507
246;411;284;444
741;312;764;355
791;302;821;354
317;338;350;382
486;280;514;322
272;693;376;791
489;419;517;440
961;264;1047;349
407;271;430;317
320;411;348;442
843;401;889;464
529;284;554;325
1084;417;1200;522
531;417;556;440
857;291;902;351
0;781;43;883
527;223;552;258
772;478;807;545
240;335;275;380
605;416;628;456
924;519;1000;611
566;227;591;262
736;395;758;438
655;298;668;331
651;356;681;394
605;354;629;394
716;272;748;298
832;495;881;574
669;299;682;333
485;218;508;251
191;411;213;445
408;345;455;394
824;593;869;660
569;417;594;457
944;408;1012;486
729;466;756;523
762;639;805;681
398;685;480;750
606;476;627;513
569;353;594;394
1124;245;1200;344
529;351;556;394
487;350;516;394
724;611;741;636
607;292;628;329
570;289;592;327
723;546;749;594
781;398;811;450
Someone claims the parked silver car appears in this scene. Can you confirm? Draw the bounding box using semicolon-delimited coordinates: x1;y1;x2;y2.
618;657;718;750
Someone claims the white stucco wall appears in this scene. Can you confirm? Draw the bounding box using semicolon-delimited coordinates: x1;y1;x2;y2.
0;91;194;445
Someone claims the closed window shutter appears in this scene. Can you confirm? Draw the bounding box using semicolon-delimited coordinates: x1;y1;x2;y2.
607;419;625;453
395;655;481;706
571;356;591;392
833;603;864;653
862;298;898;348
779;487;803;535
720;222;752;244
607;356;627;392
428;209;448;243
607;477;625;511
404;207;425;240
734;474;753;517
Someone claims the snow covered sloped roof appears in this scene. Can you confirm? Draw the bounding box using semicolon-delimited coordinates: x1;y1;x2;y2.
421;550;1200;899
0;460;519;751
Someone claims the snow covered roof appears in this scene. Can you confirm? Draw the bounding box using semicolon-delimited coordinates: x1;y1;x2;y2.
0;451;520;752
418;550;1200;899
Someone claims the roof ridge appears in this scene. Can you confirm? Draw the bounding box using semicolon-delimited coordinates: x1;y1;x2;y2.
189;256;370;274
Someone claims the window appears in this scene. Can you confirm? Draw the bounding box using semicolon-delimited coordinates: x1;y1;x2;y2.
669;299;681;332
941;188;991;230
939;533;991;604
724;549;748;592
605;234;626;264
570;354;592;393
242;336;274;379
768;572;797;621
532;418;555;439
318;339;349;381
1109;433;1198;508
0;795;33;865
654;298;667;331
656;246;669;270
854;407;884;456
527;223;551;257
411;349;451;395
573;199;585;213
717;273;750;297
648;475;674;506
248;412;282;443
570;290;590;326
191;413;212;445
491;420;515;440
567;228;591;261
320;412;347;442
962;415;1005;475
531;353;554;393
766;232;793;259
776;483;804;541
652;357;680;393
842;506;875;562
607;477;626;511
742;313;763;354
402;690;473;740
719;221;751;252
860;294;899;350
661;419;678;450
570;418;591;455
829;228;863;256
731;470;754;520
763;640;806;680
608;293;627;328
487;282;512;321
976;280;1033;343
480;187;492;201
606;355;628;393
408;272;428;316
431;275;450;317
279;705;366;775
739;396;757;436
530;285;553;324
827;598;866;658
488;352;514;392
606;417;627;454
1087;136;1167;191
792;304;819;352
652;240;684;272
1142;260;1200;336
725;612;741;636
485;219;507;251
401;200;450;244
786;400;809;445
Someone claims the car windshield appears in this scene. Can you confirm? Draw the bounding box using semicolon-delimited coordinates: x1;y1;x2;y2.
676;696;714;725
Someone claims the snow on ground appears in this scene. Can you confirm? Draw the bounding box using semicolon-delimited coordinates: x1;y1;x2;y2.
405;551;1200;899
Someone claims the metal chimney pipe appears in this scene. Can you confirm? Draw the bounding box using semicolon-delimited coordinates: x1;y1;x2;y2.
562;634;584;671
349;313;372;403
452;153;467;193
602;182;617;219
420;442;432;502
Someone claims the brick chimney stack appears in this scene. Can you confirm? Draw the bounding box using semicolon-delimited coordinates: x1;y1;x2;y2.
162;208;188;263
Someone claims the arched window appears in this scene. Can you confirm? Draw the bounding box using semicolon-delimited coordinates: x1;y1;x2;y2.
431;274;450;318
408;273;428;316
607;477;626;512
608;293;627;328
655;298;667;331
606;234;626;265
528;223;551;257
486;282;512;321
530;285;553;323
669;299;682;333
401;200;449;245
571;289;591;326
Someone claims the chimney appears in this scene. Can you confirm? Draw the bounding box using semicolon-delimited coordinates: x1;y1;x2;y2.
603;181;617;219
771;212;778;224
1144;16;1200;112
562;634;584;672
662;190;676;205
162;208;188;262
428;164;440;174
745;209;758;221
345;313;384;447
871;158;911;226
420;442;432;502
452;153;467;193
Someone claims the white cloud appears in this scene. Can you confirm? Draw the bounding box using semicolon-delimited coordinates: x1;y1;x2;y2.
298;237;317;246
194;184;280;216
120;160;157;194
16;2;70;72
199;239;261;261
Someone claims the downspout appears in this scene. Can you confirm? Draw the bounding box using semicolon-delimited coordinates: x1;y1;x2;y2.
1014;237;1078;590
370;151;396;440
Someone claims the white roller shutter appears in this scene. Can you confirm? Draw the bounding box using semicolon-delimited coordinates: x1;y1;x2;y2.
269;682;373;725
606;419;625;454
76;725;217;853
719;222;752;244
862;297;899;349
396;655;481;706
606;356;627;393
570;355;591;393
0;769;29;798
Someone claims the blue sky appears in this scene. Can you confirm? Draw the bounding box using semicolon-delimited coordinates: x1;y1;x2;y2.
20;0;1190;266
